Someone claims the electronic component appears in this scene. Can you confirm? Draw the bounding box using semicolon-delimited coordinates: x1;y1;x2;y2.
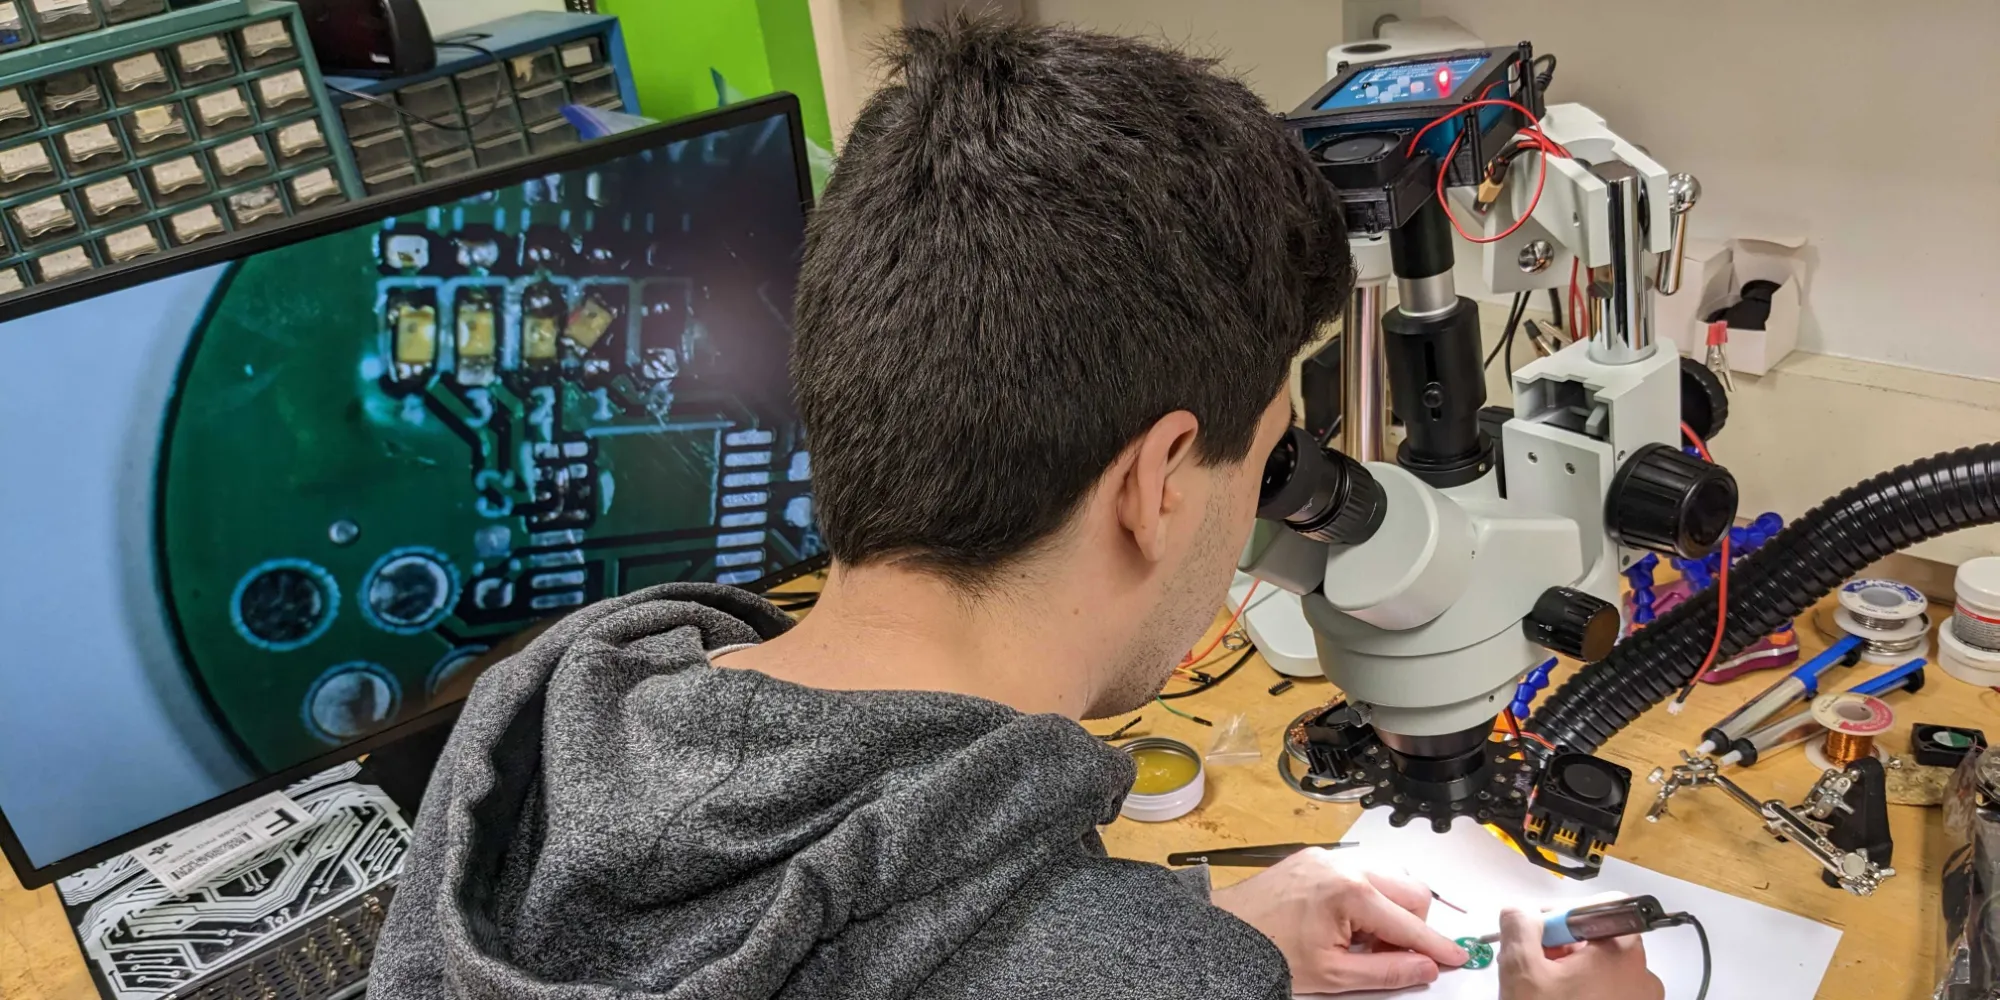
11;192;74;240
1522;753;1630;869
34;244;89;280
28;0;98;40
227;185;284;227
0;140;54;191
193;86;251;130
255;68;309;112
127;102;190;149
82;175;142;220
37;69;103;120
453;285;497;386
149;154;209;202
0;87;33;137
522;280;563;366
109;51;170;99
564;286;619;371
385;288;437;384
276;118;326;159
1914;723;1986;769
237;19;298;67
290;167;343;208
167;203;224;244
210;134;268;177
102;223;161;262
60;122;122;167
99;0;166;22
175;35;233;83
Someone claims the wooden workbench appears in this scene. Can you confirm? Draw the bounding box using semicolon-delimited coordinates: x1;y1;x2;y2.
1101;593;1988;1000
0;588;1987;999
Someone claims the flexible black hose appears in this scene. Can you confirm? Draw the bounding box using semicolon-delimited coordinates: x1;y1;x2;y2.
1529;443;2000;752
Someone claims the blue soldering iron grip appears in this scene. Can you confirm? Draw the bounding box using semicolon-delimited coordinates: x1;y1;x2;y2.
1542;909;1579;947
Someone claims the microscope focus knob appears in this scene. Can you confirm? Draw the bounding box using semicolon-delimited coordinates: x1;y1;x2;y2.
1523;587;1621;661
1680;356;1730;441
1606;443;1739;559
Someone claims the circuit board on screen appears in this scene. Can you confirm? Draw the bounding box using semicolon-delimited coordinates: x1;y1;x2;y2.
155;123;817;770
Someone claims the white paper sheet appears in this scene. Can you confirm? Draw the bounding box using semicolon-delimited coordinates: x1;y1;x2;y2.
1299;810;1841;1000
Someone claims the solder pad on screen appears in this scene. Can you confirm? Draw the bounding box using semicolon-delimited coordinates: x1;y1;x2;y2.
154;120;819;770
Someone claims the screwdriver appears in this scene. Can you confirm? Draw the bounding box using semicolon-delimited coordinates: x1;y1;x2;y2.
1694;634;1863;756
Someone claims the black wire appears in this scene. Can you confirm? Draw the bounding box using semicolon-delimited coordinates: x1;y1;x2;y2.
1531;54;1557;91
1483;293;1528;370
1685;915;1711;1000
1314;414;1343;449
1548;288;1563;331
325;38;510;133
1157;648;1256;700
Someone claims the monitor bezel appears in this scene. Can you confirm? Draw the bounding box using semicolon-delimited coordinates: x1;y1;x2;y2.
0;92;825;888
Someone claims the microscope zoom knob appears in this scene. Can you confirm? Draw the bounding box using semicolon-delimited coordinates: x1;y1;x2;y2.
1523;587;1621;662
1605;442;1739;559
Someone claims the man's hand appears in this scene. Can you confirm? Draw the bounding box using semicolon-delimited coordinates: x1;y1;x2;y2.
1496;907;1664;1000
1209;848;1469;994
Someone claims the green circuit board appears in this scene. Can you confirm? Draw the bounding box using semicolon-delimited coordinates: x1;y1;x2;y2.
155;124;817;769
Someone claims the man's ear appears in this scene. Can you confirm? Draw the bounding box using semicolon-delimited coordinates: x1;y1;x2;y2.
1116;411;1201;563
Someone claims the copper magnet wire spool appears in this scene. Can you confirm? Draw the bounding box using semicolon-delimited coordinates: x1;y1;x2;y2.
1808;692;1894;770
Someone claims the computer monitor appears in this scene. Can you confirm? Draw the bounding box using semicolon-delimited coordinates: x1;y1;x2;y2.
0;94;824;887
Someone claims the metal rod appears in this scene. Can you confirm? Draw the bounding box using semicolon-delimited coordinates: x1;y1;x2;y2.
1585;161;1655;365
1341;279;1388;461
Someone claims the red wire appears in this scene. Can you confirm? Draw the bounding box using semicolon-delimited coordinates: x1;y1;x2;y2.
1184;580;1259;667
1503;709;1556;751
1404;97;1570;246
1676;423;1729;700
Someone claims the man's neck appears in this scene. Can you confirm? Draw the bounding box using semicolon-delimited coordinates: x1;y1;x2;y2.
717;561;1116;718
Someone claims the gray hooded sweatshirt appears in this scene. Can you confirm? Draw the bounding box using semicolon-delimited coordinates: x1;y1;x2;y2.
370;583;1289;999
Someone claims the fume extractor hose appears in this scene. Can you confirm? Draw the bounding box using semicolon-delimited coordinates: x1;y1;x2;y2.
1530;444;2000;753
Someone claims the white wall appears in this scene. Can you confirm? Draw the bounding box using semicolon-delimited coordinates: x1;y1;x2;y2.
1039;0;2000;379
1031;0;1345;115
417;0;562;36
1429;1;2000;379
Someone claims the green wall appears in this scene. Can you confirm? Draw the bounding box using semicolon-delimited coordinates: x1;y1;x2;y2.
600;0;834;156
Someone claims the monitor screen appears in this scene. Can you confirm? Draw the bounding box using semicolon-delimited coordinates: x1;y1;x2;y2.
0;100;822;879
1316;55;1487;110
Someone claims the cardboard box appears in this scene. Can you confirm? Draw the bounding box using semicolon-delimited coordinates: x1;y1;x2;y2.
1658;236;1808;375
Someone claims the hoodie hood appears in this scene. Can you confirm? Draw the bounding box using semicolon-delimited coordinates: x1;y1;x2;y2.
370;583;1142;999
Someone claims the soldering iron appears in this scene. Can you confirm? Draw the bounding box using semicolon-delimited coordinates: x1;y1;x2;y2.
1471;896;1712;1000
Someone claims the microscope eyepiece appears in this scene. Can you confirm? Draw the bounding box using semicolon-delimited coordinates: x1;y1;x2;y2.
1258;426;1387;546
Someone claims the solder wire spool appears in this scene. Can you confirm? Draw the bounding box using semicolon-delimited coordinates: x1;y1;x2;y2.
1941;556;2000;687
1832;578;1930;664
1804;691;1893;772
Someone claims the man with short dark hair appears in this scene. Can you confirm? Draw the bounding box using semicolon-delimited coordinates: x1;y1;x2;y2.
372;19;1662;1000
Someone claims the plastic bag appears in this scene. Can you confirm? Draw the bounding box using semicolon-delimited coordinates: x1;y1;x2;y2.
1934;747;2000;999
1205;713;1261;766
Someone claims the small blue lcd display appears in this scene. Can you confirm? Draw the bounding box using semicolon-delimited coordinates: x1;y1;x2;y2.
1317;55;1487;110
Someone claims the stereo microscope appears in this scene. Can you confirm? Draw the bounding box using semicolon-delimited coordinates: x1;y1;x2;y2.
1241;31;1738;877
